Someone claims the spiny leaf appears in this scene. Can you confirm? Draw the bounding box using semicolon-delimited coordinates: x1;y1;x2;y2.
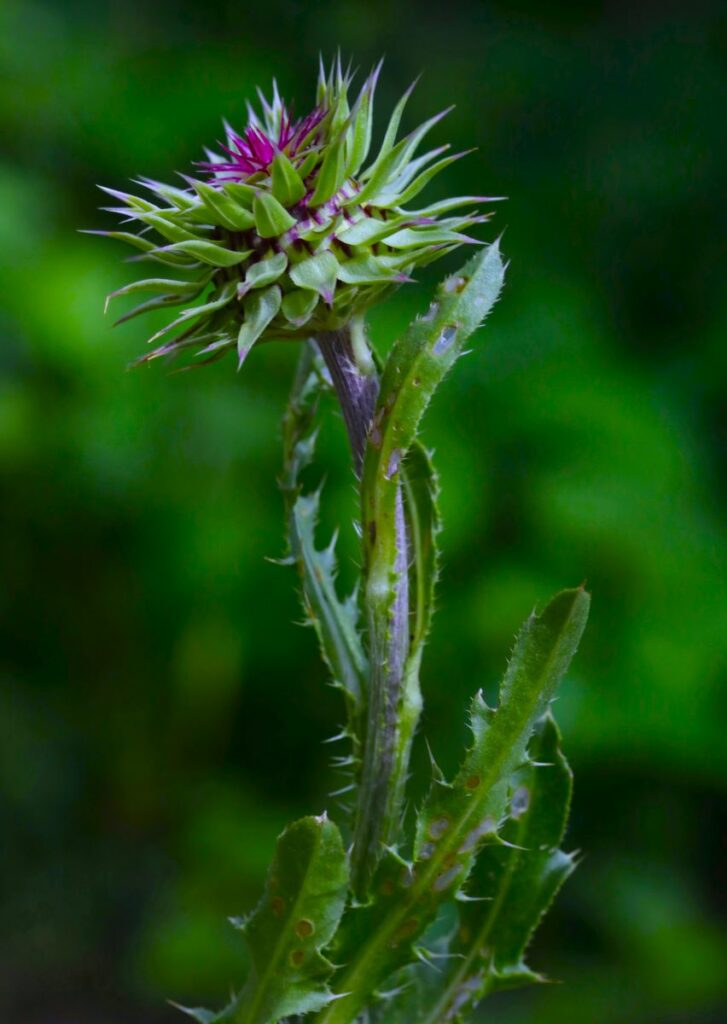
172;1001;235;1024
176;281;237;322
136;178;198;210
155;239;252;267
315;588;588;1024
355;107;452;206
271;152;306;207
403;195;503;219
281;288;318;328
290;491;367;713
85;229;158;253
193;180;257;230
289;251;339;304
361;243;505;596
400;441;441;656
134;210;199;243
281;345;367;796
105;276;210;306
309;134;347;206
239;252;288;296
378;716;575;1024
344;61;381;177
336;214;408;247
253;192;297;237
383;226;477;250
357;79;417;187
383;151;473;208
112;292;197;326
223;181;258;207
336;254;407;286
414;588;589;862
238;285;281;365
232;815;349;1024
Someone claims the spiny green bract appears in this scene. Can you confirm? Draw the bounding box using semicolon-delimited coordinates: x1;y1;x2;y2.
93;58;498;368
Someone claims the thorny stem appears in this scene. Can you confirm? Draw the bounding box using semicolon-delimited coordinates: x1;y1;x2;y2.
316;321;411;895
349;483;410;895
316;325;379;475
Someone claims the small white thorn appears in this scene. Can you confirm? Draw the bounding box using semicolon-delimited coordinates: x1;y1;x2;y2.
323;729;349;745
329;783;355;797
414;946;442;973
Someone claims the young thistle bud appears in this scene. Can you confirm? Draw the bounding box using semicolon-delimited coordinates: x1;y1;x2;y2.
95;57;498;368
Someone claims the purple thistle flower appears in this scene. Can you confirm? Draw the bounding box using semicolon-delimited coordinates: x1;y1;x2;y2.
93;58;502;369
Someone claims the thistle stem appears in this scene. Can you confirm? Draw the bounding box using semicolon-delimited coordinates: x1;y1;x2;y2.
316;322;411;895
316;326;379;475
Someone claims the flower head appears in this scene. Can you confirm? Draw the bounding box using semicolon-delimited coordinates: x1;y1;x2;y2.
95;58;498;368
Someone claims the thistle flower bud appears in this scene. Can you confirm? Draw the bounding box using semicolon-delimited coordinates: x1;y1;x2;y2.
94;57;499;368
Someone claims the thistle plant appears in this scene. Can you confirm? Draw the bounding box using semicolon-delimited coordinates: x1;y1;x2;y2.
95;58;589;1024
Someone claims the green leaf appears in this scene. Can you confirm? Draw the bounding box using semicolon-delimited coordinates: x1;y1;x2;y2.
414;587;589;864
336;254;406;285
316;588;588;1024
369;150;469;210
137;179;198;211
344;63;380;177
155;239;252;267
336;215;407;247
383;226;476;249
135;210;199;243
357;79;416;187
309;134;347;206
176;282;237;323
405;195;495;218
172;1001;233;1024
223;182;257;207
289;251;339;303
87;229;158;253
281;288;319;328
233;815;349;1024
105;276;209;305
400;441;440;656
355;107;451;206
296;150;319;181
271;152;306;207
291;491;367;714
240;252;288;295
193;180;257;230
98;185;158;212
112;292;199;326
237;285;281;365
361;243;505;603
470;716;576;986
416;716;576;1023
253;193;297;237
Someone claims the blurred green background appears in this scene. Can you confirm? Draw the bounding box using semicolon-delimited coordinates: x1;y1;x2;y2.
1;1;725;1022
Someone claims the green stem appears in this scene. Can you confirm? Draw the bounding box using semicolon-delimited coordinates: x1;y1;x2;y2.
316;321;414;897
350;482;413;894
